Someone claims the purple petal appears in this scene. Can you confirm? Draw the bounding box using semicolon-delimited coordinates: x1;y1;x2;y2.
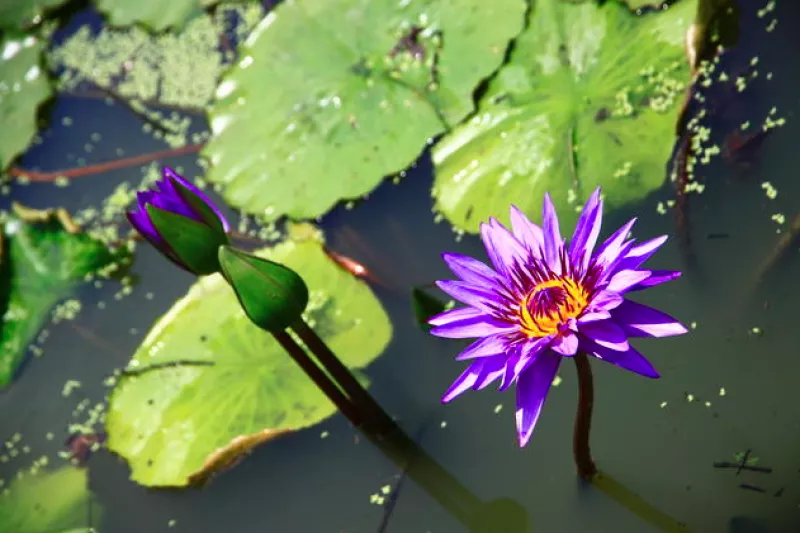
497;352;521;391
551;332;578;355
611;300;688;338
509;205;544;256
480;219;529;276
577;311;611;324
618;235;668;271
442;361;483;403
474;356;508;390
441;253;501;285
164;167;231;232
595;218;637;270
606;269;652;293
455;334;508;360
429;306;483;326
629;270;682;291
569;188;603;275
589;290;624;311
512;336;552;375
430;312;515;339
541;193;563;272
583;340;660;378
515;351;561;446
435;280;501;313
126;209;163;247
578;320;629;351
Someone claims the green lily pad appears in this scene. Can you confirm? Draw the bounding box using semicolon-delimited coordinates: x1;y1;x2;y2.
431;0;696;233
411;286;448;333
0;35;52;170
0;466;101;532
94;0;254;32
106;235;392;487
202;0;526;221
0;0;69;30
0;205;125;388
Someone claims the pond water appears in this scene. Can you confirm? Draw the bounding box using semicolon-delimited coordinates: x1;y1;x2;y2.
2;1;800;532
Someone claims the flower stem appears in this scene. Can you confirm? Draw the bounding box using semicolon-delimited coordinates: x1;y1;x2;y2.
272;330;363;427
573;352;598;480
290;318;398;436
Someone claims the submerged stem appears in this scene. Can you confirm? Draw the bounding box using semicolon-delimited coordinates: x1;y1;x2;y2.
573;352;597;480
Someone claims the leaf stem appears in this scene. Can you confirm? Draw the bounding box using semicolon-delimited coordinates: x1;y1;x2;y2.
272;330;363;427
8;143;205;182
289;318;397;436
573;352;597;480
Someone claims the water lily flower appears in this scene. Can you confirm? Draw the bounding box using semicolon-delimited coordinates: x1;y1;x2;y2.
430;188;687;447
127;167;230;275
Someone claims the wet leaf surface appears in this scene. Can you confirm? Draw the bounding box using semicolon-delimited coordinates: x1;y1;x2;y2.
94;0;253;32
0;35;52;170
203;0;526;221
106;236;391;487
0;206;124;388
432;0;696;233
0;0;69;30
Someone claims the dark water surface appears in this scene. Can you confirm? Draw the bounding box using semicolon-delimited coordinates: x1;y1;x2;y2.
2;1;800;532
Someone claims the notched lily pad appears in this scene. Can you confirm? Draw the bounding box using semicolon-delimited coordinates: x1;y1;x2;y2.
0;466;101;532
0;35;52;170
432;0;697;233
106;234;392;487
203;0;527;221
0;204;127;388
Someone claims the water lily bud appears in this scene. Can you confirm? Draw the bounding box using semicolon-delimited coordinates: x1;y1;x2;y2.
126;167;230;275
218;245;309;333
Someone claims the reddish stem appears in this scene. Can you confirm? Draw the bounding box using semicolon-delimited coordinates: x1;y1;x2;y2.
573;352;597;480
8;143;205;182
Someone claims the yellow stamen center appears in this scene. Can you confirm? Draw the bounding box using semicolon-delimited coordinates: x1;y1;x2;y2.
519;277;589;338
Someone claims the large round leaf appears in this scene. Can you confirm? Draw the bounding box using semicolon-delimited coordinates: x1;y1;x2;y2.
0;466;101;532
432;0;696;233
202;0;526;221
94;0;254;32
0;205;124;388
0;35;52;170
106;236;392;487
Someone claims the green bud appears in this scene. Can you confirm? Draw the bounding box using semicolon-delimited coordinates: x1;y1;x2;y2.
145;205;229;275
218;245;309;333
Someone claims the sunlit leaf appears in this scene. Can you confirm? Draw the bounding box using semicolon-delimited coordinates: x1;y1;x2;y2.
203;0;526;221
106;235;391;487
0;35;52;170
0;205;126;388
94;0;256;32
432;0;696;233
0;466;101;532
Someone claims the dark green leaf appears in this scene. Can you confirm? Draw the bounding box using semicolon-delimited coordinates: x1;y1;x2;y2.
411;286;447;332
0;207;125;388
218;245;309;333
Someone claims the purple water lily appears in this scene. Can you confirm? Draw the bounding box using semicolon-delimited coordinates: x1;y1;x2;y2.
127;167;230;273
430;188;687;447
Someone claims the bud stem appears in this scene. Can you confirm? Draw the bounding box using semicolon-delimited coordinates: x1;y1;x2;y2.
573;352;598;480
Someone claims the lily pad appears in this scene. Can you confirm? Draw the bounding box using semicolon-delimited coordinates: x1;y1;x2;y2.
106;236;392;487
0;0;69;30
0;35;52;170
411;286;448;332
0;466;101;532
431;0;696;233
0;205;125;388
202;0;526;221
94;0;254;32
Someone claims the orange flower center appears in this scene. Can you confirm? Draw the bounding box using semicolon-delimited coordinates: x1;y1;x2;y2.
518;277;589;338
